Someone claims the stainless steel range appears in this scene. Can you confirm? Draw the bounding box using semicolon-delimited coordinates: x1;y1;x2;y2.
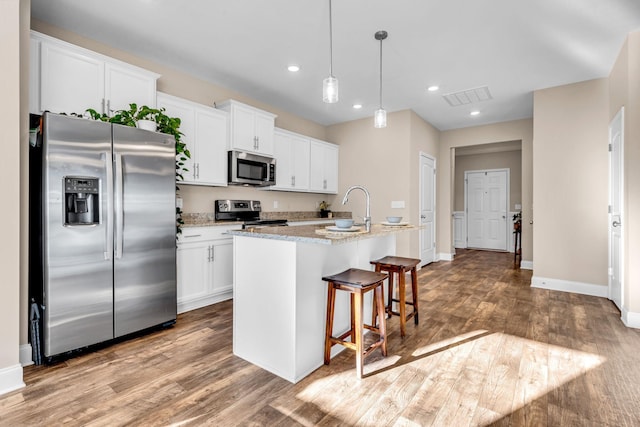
215;200;287;228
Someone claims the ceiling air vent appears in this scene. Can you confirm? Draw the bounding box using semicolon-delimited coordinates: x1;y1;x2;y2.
442;86;493;107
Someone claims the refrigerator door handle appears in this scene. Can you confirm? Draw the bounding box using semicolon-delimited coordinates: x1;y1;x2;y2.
114;153;124;259
104;151;113;260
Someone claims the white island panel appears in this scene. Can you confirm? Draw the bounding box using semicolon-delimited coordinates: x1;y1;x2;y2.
233;232;395;383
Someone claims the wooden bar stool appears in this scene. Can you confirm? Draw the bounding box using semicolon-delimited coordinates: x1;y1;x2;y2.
322;268;389;378
370;256;420;338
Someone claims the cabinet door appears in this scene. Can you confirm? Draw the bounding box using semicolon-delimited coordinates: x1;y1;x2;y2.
29;37;41;114
211;240;233;294
40;42;104;114
309;140;325;192
291;136;310;190
157;93;197;183
105;62;157;114
230;104;257;152
176;242;210;303
195;108;228;186
273;131;293;189
254;111;275;155
323;143;339;193
309;140;338;194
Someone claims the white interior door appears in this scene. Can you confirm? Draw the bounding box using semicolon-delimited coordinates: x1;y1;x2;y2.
419;154;436;265
609;107;624;311
465;169;509;251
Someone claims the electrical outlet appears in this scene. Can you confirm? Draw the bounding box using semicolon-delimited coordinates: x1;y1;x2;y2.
176;197;183;209
391;200;405;209
273;200;279;209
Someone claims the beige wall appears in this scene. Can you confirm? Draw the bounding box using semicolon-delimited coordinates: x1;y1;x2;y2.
0;0;28;387
439;119;534;262
409;110;441;257
533;78;609;286
327;110;439;257
454;149;522;212
609;31;640;315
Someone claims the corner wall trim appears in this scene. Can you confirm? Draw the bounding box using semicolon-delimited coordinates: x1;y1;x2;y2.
531;276;607;298
437;252;455;262
20;344;33;367
0;364;25;397
520;260;533;270
622;309;640;329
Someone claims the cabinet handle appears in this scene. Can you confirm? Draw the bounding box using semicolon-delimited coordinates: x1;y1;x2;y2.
196;163;200;179
107;99;112;115
184;234;202;238
210;245;215;262
193;164;197;179
323;179;327;189
291;176;295;187
101;98;106;115
256;136;259;150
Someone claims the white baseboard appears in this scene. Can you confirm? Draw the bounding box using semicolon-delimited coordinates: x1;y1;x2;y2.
20;344;33;367
520;260;533;270
177;289;232;314
622;308;640;329
0;364;25;397
437;252;454;262
531;276;607;298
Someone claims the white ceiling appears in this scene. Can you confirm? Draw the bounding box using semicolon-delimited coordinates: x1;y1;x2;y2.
31;0;640;131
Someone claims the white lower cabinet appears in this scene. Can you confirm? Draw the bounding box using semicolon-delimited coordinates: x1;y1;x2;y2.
177;226;238;313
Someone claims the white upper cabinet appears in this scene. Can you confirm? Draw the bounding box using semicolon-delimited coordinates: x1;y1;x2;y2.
104;63;158;114
309;138;339;194
272;128;310;192
30;31;159;115
157;92;228;187
217;100;276;156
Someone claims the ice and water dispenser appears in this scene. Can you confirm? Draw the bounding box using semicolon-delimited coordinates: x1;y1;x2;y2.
64;177;99;225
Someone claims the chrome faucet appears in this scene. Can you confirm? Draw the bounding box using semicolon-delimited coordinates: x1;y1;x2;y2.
342;185;371;232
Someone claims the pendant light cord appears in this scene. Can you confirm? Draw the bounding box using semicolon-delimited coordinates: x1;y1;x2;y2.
379;36;383;109
329;0;334;77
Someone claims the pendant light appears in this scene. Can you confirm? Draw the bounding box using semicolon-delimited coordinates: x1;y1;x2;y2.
323;0;338;103
374;30;388;128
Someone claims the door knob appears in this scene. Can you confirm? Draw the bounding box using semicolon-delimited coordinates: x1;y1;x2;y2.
612;220;621;227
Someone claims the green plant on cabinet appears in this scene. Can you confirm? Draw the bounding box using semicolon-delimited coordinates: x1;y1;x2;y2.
86;103;191;234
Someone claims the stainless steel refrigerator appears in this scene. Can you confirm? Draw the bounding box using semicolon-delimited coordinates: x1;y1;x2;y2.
30;112;177;360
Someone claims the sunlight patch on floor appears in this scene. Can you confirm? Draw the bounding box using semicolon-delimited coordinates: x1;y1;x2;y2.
290;331;606;425
412;329;490;357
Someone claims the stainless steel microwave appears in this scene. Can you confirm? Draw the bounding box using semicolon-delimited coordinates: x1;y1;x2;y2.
228;150;276;186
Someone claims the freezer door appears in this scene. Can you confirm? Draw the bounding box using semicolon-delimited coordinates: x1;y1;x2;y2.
42;113;114;357
112;124;177;337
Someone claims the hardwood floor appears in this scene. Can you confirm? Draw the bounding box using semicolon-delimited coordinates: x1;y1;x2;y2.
3;249;640;426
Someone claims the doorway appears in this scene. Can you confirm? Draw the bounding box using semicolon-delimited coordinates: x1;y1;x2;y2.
419;153;436;265
609;107;624;311
465;169;509;251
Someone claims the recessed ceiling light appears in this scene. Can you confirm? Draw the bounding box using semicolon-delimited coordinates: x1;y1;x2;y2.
470;110;480;116
288;65;300;72
427;85;439;92
353;104;363;109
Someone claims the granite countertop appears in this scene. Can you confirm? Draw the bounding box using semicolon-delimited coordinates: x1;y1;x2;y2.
181;211;351;228
227;223;416;245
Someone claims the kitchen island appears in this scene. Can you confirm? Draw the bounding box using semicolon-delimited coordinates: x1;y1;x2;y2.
228;223;415;383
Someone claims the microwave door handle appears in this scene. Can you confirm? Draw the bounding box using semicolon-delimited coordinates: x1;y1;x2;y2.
114;153;124;259
104;152;113;260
